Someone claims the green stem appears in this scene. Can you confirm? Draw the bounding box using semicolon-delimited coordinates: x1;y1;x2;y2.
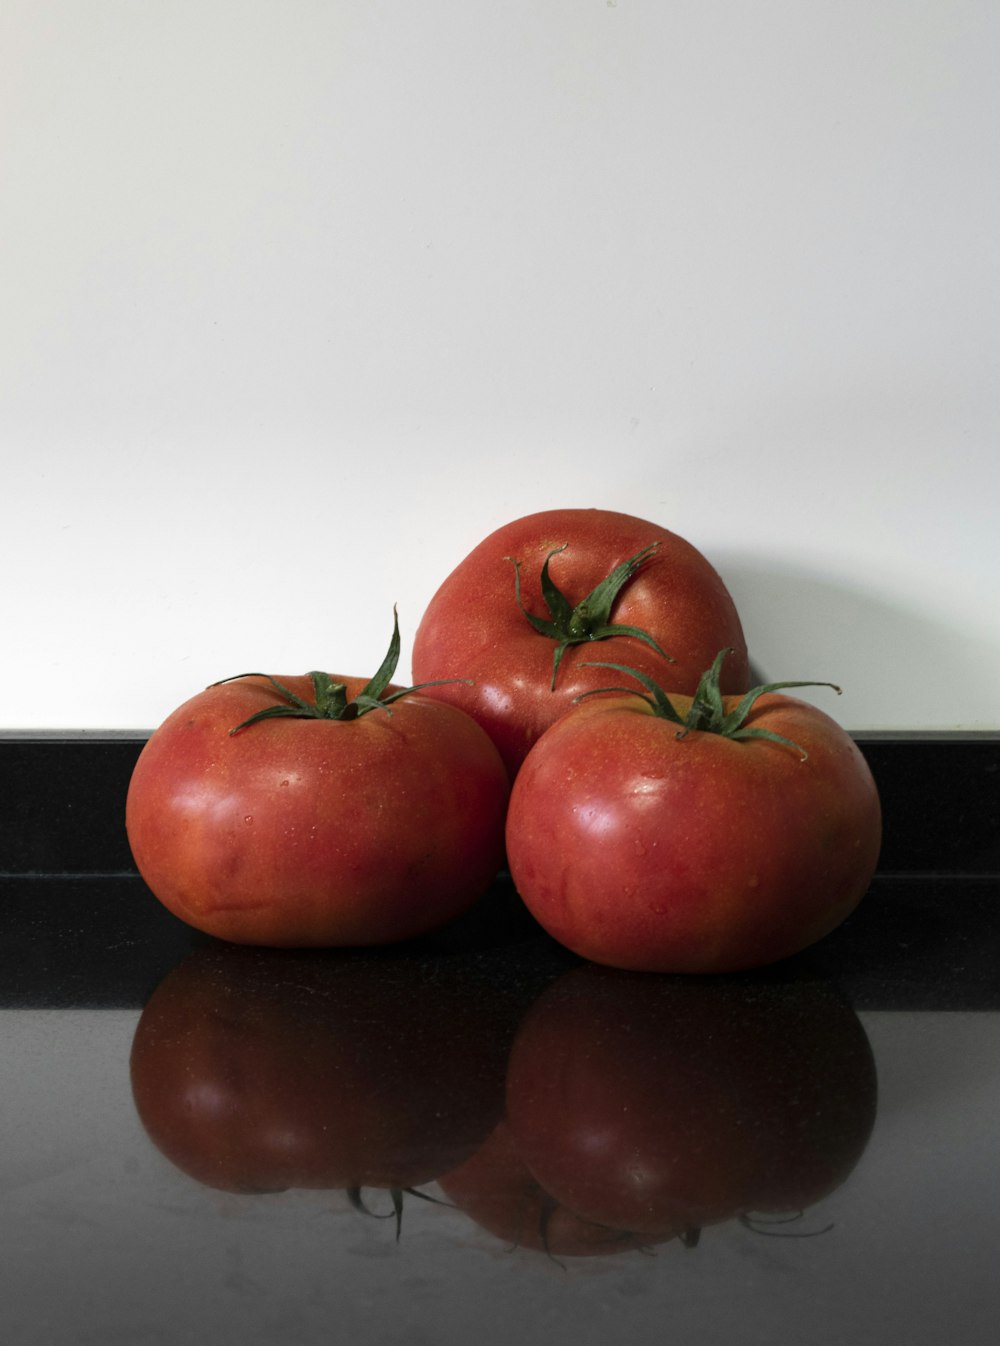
578;650;842;759
211;608;471;734
506;541;672;689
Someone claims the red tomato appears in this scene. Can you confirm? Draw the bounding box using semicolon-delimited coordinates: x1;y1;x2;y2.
130;945;514;1198
504;655;881;973
126;621;509;946
411;509;748;777
503;965;877;1239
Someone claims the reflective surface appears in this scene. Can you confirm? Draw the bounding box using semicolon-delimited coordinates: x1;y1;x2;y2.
3;875;1000;1345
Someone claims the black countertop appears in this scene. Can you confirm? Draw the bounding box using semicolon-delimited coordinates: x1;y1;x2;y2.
2;734;999;1345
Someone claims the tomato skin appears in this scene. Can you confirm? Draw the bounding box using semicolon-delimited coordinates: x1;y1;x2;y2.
411;509;748;777
504;690;881;974
126;674;509;946
503;965;877;1237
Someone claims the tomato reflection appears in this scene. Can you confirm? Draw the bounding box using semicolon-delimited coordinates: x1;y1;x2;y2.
440;965;877;1256
132;945;877;1257
130;943;531;1205
438;1118;680;1258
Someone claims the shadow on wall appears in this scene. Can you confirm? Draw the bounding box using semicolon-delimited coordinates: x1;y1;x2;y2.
711;556;1000;732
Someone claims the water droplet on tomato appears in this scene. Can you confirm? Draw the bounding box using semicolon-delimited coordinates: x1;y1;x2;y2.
243;815;253;825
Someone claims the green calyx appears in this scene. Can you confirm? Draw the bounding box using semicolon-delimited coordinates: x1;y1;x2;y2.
213;608;471;735
578;648;842;760
506;541;672;690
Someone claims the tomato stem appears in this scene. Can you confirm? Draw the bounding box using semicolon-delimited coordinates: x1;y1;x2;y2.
578;650;842;759
505;541;673;690
210;608;472;734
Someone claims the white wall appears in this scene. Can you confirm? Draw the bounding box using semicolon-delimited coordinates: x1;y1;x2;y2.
2;1;997;731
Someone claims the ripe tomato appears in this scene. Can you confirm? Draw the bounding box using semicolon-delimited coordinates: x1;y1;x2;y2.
504;654;881;973
126;615;509;946
411;508;748;777
503;965;877;1240
130;945;514;1201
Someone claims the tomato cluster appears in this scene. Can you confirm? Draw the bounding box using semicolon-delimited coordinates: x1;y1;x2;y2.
126;507;881;973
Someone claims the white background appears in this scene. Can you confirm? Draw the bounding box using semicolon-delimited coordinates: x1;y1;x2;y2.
2;1;998;731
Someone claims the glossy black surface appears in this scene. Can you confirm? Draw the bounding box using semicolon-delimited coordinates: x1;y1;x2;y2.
2;735;999;1344
4;732;999;876
1;871;998;1012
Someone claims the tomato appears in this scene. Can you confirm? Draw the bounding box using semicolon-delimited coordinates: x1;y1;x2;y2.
411;508;748;777
503;965;877;1241
129;944;515;1201
126;614;509;946
504;653;882;973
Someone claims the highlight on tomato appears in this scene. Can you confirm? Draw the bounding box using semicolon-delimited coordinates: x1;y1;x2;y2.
411;508;749;777
504;650;882;974
125;611;510;947
129;944;522;1227
500;964;878;1249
